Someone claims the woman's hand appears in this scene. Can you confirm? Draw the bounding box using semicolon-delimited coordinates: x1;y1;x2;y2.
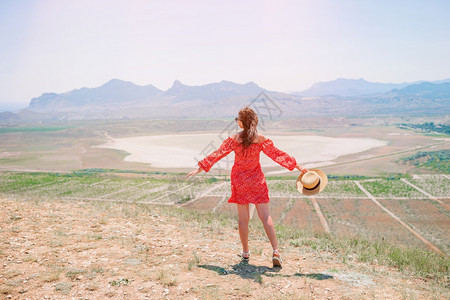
186;166;203;179
296;164;308;174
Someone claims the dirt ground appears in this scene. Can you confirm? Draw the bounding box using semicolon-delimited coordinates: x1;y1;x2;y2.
1;197;445;299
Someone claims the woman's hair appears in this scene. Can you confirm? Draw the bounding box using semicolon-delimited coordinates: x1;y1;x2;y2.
237;107;259;147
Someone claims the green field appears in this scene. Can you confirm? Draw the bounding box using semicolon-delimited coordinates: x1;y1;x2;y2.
0;126;74;134
400;149;450;173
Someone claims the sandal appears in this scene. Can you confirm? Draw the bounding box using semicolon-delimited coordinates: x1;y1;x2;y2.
272;249;282;268
239;251;250;261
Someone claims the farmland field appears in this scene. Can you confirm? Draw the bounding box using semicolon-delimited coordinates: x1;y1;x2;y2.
1;170;448;255
359;180;424;198
409;174;450;197
317;197;426;250
284;197;323;231
377;198;450;253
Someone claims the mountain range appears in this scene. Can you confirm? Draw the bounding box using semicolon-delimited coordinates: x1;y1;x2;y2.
1;78;449;122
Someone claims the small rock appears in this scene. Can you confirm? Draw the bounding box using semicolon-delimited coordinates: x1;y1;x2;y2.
163;288;169;295
6;295;12;299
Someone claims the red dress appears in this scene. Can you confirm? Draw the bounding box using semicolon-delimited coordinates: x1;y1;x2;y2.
198;137;297;204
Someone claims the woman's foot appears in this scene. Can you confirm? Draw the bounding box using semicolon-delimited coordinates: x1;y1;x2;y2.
239;251;250;261
272;249;282;268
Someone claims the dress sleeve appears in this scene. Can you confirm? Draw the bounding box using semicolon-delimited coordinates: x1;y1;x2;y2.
198;137;236;172
261;139;297;171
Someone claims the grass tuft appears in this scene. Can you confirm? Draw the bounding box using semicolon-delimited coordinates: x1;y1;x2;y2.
55;282;72;294
187;251;201;271
157;268;178;287
42;267;64;282
65;269;86;280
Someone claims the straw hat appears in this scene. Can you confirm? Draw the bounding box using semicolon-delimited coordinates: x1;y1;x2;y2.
296;169;328;196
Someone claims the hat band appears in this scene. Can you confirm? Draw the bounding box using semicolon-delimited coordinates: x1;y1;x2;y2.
304;178;321;191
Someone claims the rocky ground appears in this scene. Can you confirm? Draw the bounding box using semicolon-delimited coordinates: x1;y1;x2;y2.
0;197;446;299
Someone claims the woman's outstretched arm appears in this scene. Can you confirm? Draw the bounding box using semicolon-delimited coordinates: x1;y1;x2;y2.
186;137;236;178
261;137;308;173
261;138;297;170
295;164;309;174
186;166;203;178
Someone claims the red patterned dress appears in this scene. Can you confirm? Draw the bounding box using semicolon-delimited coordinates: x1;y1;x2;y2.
198;136;297;204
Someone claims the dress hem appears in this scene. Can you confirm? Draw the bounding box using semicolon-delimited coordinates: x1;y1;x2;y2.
227;198;270;204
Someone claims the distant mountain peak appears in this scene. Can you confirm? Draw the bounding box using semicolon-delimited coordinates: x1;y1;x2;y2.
297;78;411;97
244;81;259;87
167;80;189;93
101;78;136;88
172;79;184;87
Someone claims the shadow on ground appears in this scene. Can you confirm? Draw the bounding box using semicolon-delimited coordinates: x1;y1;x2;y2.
199;260;334;283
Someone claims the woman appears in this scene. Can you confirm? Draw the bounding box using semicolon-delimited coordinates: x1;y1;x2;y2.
186;107;308;267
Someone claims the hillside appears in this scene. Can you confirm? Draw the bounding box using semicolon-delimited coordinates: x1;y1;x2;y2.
2;78;450;122
1;197;447;299
0;170;448;298
392;82;450;99
27;79;162;113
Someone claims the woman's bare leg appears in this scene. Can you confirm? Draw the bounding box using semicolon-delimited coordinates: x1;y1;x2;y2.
255;203;279;251
236;204;250;254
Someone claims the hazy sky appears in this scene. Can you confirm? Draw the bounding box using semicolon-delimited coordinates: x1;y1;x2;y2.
1;0;449;109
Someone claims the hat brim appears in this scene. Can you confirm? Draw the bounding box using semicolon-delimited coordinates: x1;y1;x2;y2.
296;169;328;196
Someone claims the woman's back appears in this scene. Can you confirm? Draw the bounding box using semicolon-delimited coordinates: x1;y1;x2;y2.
231;133;268;170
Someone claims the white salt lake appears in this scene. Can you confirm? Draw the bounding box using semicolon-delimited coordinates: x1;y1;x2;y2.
96;133;388;172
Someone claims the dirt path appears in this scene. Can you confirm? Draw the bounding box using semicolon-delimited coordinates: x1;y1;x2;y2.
311;197;330;233
0;197;444;299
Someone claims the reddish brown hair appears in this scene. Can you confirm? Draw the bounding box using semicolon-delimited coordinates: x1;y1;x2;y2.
237;107;259;148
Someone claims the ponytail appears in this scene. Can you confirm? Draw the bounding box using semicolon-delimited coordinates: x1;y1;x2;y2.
238;107;259;148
